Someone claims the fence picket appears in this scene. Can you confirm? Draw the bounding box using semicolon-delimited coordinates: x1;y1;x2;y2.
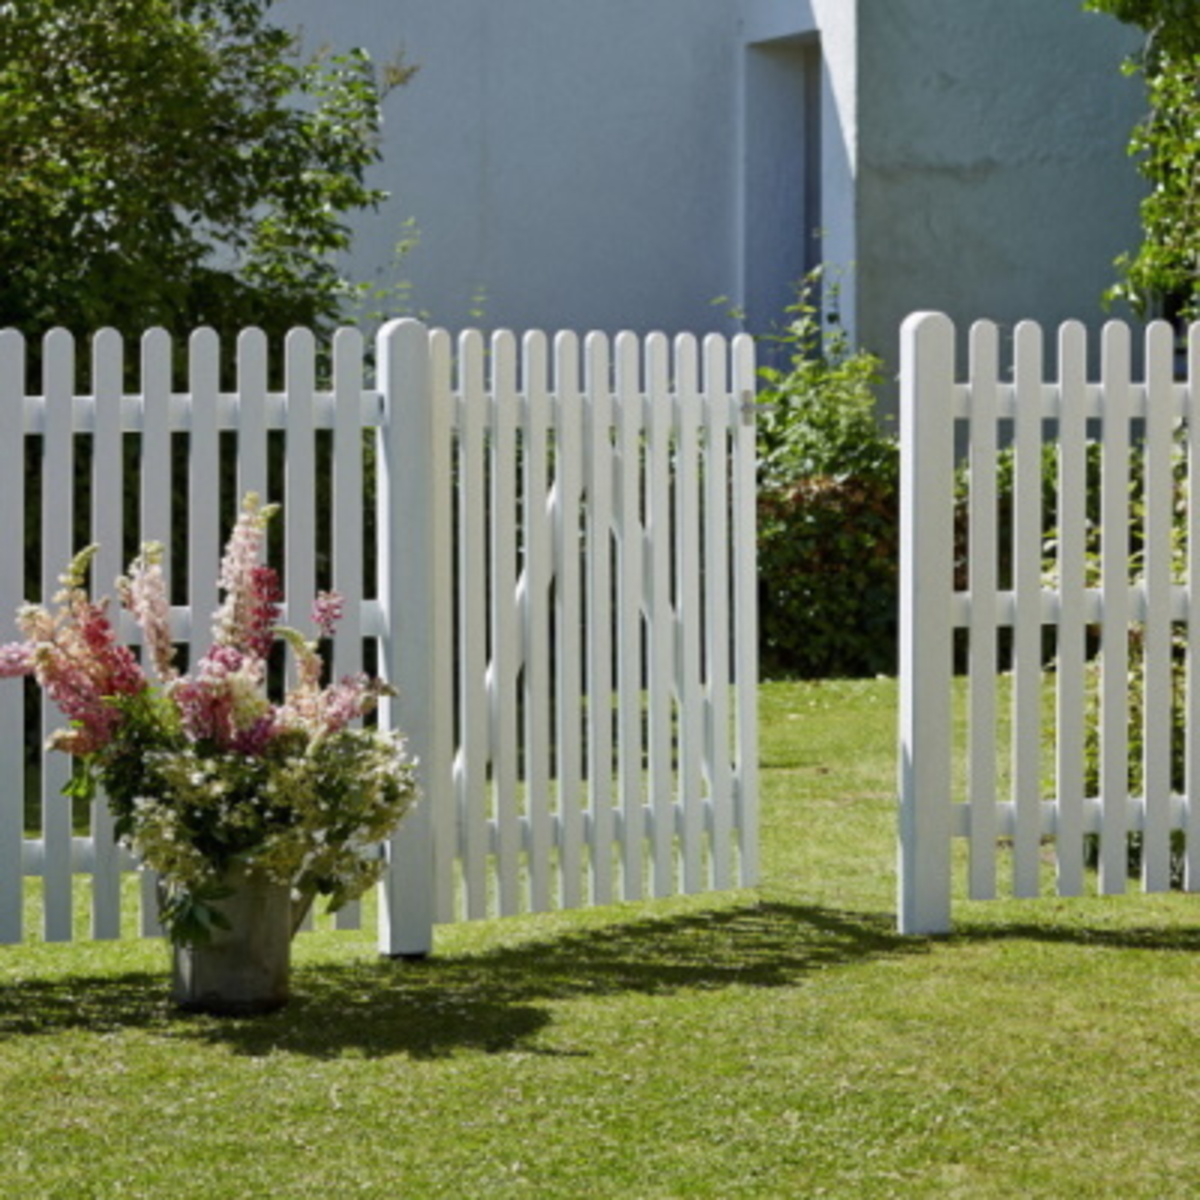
1099;321;1132;894
732;332;759;885
1011;322;1045;897
615;331;646;900
674;334;705;892
522;332;554;911
553;333;585;909
966;322;999;899
426;329;456;927
188;330;221;664
1055;321;1089;897
91;329;125;939
645;333;675;897
458;330;490;920
704;335;733;889
490;331;521;915
0;332;24;943
236;330;268;507
584;334;616;906
1189;326;1200;891
284;330;317;639
138;330;174;936
329;328;366;930
41;329;76;942
1142;321;1175;891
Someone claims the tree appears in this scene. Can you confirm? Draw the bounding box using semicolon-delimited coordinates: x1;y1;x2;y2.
1085;0;1200;318
0;0;412;346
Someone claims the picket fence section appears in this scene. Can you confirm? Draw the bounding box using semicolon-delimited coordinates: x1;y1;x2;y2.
0;319;758;954
900;312;1199;934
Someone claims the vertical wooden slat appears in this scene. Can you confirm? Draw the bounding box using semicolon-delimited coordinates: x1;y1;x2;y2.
426;329;457;926
0;331;25;943
138;328;173;937
490;331;521;915
41;329;75;941
554;333;585;909
584;334;615;905
1055;321;1089;896
704;335;733;889
331;328;366;931
674;334;705;892
236;329;269;505
731;332;759;886
1011;321;1044;898
458;329;490;920
966;321;999;899
1099;321;1132;894
284;330;317;640
614;331;645;900
645;333;675;896
376;318;438;957
523;331;554;911
283;330;317;933
898;313;955;935
1188;321;1200;891
1142;320;1175;890
90;329;125;939
188;330;221;667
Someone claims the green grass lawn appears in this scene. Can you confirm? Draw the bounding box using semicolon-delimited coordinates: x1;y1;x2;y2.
5;677;1200;1198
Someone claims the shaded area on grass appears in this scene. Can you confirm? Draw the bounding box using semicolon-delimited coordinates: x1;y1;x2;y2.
950;918;1200;953
0;901;918;1058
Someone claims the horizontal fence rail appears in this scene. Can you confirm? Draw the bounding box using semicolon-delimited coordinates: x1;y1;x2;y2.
899;312;1200;934
0;320;758;951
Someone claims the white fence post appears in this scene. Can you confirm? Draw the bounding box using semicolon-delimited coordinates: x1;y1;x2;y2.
376;318;440;958
898;312;956;935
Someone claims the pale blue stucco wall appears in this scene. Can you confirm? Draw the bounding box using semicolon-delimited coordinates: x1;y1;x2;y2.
280;0;754;336
277;0;1145;371
856;0;1145;390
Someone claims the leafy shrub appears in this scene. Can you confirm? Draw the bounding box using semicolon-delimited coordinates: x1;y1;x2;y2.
755;269;897;678
758;474;898;679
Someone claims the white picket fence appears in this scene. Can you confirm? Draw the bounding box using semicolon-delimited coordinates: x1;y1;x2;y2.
900;312;1200;933
0;319;759;954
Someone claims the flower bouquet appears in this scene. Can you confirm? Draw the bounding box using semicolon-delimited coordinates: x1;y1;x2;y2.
0;494;418;1012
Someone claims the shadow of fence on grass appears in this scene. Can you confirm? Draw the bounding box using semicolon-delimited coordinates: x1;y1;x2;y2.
0;901;918;1058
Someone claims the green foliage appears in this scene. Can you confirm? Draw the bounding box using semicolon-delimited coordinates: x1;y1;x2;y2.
755;269;897;679
755;269;893;489
0;0;413;346
1084;0;1200;317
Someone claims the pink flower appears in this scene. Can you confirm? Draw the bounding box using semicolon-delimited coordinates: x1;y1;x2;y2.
172;643;271;750
0;643;32;677
312;590;344;638
118;545;177;682
14;585;147;755
211;493;281;655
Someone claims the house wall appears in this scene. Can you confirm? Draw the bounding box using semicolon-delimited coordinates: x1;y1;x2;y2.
279;0;745;337
856;0;1145;395
278;0;1146;373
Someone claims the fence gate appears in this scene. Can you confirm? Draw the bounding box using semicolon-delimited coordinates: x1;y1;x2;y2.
899;311;1200;934
0;319;758;953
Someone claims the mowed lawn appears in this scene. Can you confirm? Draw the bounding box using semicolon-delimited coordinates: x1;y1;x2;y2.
3;677;1200;1198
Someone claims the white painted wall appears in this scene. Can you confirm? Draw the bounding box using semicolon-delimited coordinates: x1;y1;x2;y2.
856;0;1145;390
278;0;1144;367
281;0;745;336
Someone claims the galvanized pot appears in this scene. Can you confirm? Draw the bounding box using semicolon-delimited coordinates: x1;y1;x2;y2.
170;863;294;1016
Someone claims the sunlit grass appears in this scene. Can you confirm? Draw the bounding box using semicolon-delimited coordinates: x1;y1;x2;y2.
3;678;1200;1197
